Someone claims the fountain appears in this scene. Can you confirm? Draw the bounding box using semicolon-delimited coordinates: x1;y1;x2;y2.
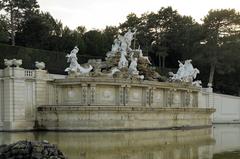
35;29;215;131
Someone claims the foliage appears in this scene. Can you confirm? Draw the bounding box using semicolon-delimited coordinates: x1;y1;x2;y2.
193;9;240;90
0;14;9;42
0;0;39;45
0;43;101;74
1;3;240;95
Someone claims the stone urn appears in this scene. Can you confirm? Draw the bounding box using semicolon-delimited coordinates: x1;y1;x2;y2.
4;59;13;68
12;59;22;67
35;61;46;70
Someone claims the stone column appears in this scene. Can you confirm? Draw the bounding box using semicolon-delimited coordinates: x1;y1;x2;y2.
3;66;26;130
3;67;14;129
35;70;48;107
12;67;25;121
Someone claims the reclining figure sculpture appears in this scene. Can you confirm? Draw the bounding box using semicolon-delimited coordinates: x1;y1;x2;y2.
65;46;93;75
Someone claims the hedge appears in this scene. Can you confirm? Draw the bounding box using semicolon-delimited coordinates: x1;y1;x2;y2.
0;43;103;74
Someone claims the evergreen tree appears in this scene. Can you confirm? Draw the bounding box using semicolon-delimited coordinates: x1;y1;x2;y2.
0;0;39;45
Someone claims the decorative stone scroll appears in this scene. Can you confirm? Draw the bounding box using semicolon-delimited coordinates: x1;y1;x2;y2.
81;84;88;105
149;88;154;106
119;86;125;106
167;90;174;107
145;88;150;106
90;85;96;105
125;86;130;106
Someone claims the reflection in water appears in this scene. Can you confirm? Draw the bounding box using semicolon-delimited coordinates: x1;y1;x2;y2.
213;150;240;159
213;124;240;153
0;128;214;159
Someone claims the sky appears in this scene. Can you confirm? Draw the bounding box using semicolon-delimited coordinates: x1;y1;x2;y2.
38;0;240;30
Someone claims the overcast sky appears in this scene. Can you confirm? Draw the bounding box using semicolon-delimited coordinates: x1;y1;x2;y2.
38;0;240;30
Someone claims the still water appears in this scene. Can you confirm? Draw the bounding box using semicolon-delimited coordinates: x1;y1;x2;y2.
0;124;240;159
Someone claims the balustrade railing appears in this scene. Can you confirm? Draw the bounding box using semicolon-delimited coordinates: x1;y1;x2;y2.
25;70;35;78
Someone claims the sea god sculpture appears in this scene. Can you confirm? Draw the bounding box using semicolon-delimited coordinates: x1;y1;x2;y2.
65;46;93;75
169;59;200;84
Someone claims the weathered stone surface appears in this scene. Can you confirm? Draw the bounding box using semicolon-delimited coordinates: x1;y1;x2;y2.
0;141;66;159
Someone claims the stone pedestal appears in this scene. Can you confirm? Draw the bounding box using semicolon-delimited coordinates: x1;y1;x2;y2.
2;67;27;130
35;70;48;106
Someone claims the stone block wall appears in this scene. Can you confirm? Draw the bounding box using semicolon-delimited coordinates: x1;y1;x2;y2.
0;65;216;131
0;66;64;130
53;78;200;109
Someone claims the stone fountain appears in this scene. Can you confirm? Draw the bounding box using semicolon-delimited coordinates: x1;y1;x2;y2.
34;29;215;131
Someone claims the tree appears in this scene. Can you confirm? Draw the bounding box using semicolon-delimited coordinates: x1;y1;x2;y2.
0;0;39;45
143;7;199;68
76;26;87;36
83;30;105;56
102;26;119;51
16;12;63;50
201;9;240;87
0;14;9;43
119;13;141;33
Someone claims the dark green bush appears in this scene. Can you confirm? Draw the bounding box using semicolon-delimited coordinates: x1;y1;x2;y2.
0;43;103;74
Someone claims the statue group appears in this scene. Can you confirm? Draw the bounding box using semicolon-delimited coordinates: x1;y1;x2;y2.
65;29;152;80
65;28;200;86
169;60;201;86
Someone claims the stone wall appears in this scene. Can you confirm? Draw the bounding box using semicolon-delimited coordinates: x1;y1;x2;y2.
53;77;200;108
37;106;214;131
36;77;214;130
0;67;65;131
0;66;215;131
213;93;240;123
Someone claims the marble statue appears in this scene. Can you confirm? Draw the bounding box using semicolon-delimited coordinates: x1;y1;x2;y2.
183;60;194;76
106;38;121;58
12;59;22;68
169;59;200;84
137;46;151;64
65;46;93;75
35;61;45;70
63;28;161;81
124;29;137;50
192;80;202;87
169;61;185;81
111;38;121;53
118;35;128;53
128;52;139;75
4;59;13;67
118;51;128;69
108;67;120;77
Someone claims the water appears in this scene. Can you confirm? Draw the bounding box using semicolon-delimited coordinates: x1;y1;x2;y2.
0;124;240;159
